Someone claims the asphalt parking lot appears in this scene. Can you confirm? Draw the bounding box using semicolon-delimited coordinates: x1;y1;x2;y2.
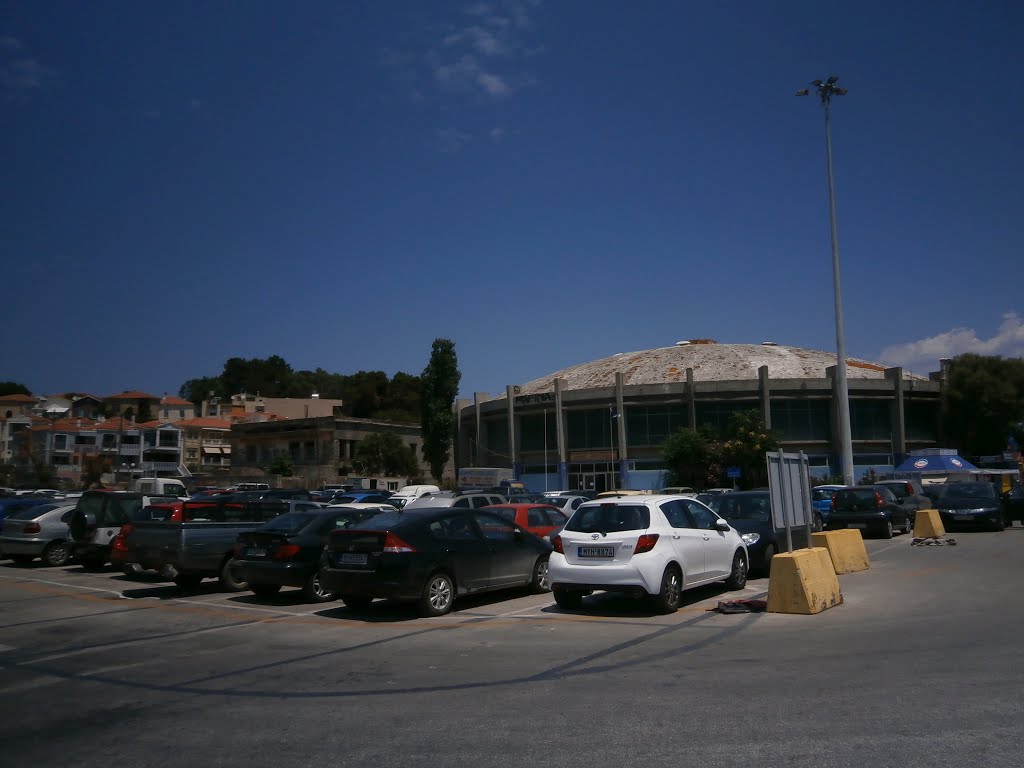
2;529;1024;767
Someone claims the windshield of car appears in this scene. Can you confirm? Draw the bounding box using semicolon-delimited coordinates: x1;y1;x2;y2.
564;504;649;534
8;504;57;520
812;488;838;502
696;493;721;511
260;512;318;533
714;494;771;522
938;483;997;499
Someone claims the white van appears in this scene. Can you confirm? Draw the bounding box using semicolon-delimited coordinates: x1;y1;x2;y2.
387;484;440;510
130;477;189;500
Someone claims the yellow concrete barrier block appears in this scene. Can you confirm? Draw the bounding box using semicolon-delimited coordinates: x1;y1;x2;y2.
914;509;945;539
766;547;843;615
810;529;870;574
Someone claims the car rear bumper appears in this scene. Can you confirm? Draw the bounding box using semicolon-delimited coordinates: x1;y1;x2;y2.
827;512;889;530
0;537;47;556
237;560;315;588
319;565;426;601
548;554;660;595
938;510;1003;527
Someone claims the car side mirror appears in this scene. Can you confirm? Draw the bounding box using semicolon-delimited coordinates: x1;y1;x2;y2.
715;518;730;532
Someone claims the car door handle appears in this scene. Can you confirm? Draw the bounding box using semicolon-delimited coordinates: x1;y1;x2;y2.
672;534;681;540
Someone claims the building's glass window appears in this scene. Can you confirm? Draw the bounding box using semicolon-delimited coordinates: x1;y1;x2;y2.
625;405;687;447
303;441;315;460
850;399;891;440
484;418;509;457
770;399;831;441
566;409;614;450
904;400;939;441
53;434;68;450
520;411;558;451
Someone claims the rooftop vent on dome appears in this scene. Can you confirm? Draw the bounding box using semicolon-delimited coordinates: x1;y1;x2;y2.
761;341;778;346
675;341;691;346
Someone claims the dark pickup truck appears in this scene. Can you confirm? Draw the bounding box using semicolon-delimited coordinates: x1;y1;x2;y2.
124;496;305;590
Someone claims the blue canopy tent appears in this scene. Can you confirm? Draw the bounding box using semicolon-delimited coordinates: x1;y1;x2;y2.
894;451;978;474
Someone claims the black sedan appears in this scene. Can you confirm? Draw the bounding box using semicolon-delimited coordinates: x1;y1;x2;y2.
235;506;391;602
320;507;553;616
934;482;1008;531
827;485;914;538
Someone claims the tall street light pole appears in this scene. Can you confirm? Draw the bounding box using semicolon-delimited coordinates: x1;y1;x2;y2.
797;75;855;485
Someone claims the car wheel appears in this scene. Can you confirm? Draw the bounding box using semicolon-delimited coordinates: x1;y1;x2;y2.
9;554;35;565
812;513;824;533
759;543;777;576
553;588;582;610
530;556;550;593
302;571;336;603
418;572;454;617
993;516;1005;532
654;565;683;614
173;574;204;590
725;550;748;590
218;558;248;592
341;595;373;611
880;520;894;539
41;541;71;567
250;583;282;598
903;516;914;535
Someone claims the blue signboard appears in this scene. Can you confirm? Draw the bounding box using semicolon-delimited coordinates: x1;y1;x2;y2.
726;466;741;479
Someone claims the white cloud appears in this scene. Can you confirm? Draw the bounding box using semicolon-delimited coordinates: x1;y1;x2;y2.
477;71;510;95
879;312;1024;372
0;57;58;89
490;126;506;141
0;36;22;51
436;128;473;154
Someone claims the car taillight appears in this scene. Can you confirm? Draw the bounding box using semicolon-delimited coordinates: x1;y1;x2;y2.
272;544;301;560
875;492;885;508
830;494;837;510
635;533;659;554
23;522;42;534
111;534;128;552
382;533;415;553
552;535;564;554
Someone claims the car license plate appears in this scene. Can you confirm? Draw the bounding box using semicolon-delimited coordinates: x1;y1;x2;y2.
246;546;267;557
848;523;867;529
954;515;974;521
340;553;368;565
578;546;614;558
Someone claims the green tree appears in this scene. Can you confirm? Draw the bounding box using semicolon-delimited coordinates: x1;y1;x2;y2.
662;428;718;489
267;452;295;477
80;455;111;489
0;382;31;397
719;410;779;489
353;432;420;477
420;338;461;482
942;353;1024;457
179;376;224;405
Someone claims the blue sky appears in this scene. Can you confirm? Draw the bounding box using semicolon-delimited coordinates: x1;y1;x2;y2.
4;0;1022;401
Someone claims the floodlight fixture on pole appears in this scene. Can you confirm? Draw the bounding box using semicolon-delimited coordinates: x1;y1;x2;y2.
797;75;855;485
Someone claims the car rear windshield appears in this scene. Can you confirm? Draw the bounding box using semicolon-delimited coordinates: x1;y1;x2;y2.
8;504;57;520
715;494;771;522
812;488;837;502
349;512;409;530
939;483;997;499
257;512;318;533
834;489;878;507
564;504;650;533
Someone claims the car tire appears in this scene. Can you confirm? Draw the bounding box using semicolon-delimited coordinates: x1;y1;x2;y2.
418;572;454;617
173;574;204;590
218;558;248;592
529;556;550;593
725;551;748;590
993;517;1005;532
41;541;71;567
302;571;335;603
553;588;582;610
880;520;894;539
654;565;683;614
760;543;776;576
9;554;35;565
812;513;824;533
903;516;914;535
250;583;282;598
341;595;373;611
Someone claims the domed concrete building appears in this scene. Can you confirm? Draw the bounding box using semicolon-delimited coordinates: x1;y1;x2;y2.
455;340;943;492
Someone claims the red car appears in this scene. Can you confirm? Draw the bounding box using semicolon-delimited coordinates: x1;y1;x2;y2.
480;503;568;539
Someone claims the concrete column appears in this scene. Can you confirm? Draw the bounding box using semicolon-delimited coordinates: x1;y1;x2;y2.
885;367;906;460
686;368;697;429
474;393;489;466
454;397;471;472
825;365;842;477
554;378;568;489
759;365;772;429
506;385;517;473
615;373;628;481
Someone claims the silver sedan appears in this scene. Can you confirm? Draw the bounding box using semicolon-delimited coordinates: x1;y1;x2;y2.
0;503;77;567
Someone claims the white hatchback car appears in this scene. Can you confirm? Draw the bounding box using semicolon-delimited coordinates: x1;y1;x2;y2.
548;495;749;613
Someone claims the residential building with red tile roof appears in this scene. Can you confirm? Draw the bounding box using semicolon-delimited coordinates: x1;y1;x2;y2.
177;417;233;474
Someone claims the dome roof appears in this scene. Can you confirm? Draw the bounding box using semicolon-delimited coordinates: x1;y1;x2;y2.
513;342;927;395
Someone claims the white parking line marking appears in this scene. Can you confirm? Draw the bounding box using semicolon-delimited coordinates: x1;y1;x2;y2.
0;573;127;599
